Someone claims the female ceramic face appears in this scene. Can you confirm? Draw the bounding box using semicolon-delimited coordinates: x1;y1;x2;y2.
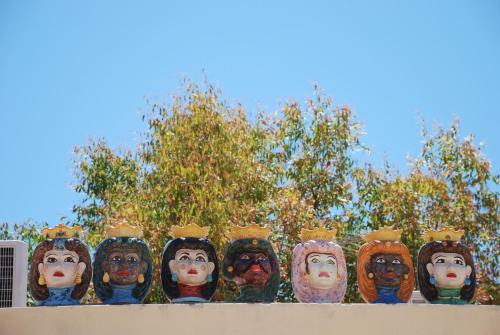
305;253;338;289
37;249;86;288
233;252;272;286
168;249;215;286
368;253;409;287
426;252;472;289
106;248;147;285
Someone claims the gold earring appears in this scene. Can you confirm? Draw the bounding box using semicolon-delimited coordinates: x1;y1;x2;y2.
368;272;374;279
74;273;82;285
103;272;110;283
38;274;46;286
404;274;409;280
227;266;233;273
137;274;145;284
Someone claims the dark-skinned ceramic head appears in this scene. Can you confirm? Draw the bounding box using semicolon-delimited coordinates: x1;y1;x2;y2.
417;228;475;304
161;224;219;303
29;224;92;306
93;219;153;304
291;226;347;303
357;227;414;304
222;224;280;302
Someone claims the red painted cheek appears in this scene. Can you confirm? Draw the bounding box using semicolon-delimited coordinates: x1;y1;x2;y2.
201;265;206;271
179;264;187;270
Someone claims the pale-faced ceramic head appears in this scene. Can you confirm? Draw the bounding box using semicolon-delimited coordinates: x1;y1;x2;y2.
222;224;280;302
93;220;153;304
29;225;92;306
417;229;475;304
161;224;219;303
356;227;414;304
291;226;347;303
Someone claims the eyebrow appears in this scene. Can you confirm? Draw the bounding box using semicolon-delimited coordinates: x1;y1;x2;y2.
195;253;206;257
308;253;321;257
179;252;190;257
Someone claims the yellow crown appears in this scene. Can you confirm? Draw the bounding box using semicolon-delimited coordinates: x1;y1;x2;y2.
105;217;143;238
300;225;337;242
170;224;210;239
226;224;271;241
362;226;402;242
42;224;83;239
423;228;464;243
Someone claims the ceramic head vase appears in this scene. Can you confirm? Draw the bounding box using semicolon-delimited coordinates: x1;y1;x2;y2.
357;227;414;304
291;225;347;303
29;224;92;306
418;228;476;304
93;219;153;304
222;224;280;302
161;224;219;303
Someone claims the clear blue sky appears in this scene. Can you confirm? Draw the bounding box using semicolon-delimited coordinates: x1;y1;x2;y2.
1;1;499;224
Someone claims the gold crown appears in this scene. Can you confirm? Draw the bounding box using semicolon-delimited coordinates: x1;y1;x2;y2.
42;224;83;239
170;224;210;239
226;224;271;241
362;226;402;242
300;225;337;242
105;217;143;238
423;228;464;242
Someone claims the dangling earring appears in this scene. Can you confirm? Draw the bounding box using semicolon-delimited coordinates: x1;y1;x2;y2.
464;275;471;286
429;274;436;285
75;273;82;285
103;272;110;283
171;272;178;282
368;273;374;279
206;274;213;282
404;274;409;280
38;274;46;286
138;274;145;284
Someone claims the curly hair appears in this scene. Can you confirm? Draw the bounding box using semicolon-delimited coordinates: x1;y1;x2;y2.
357;240;414;303
30;238;92;302
417;240;475;302
161;237;219;301
93;237;153;302
291;240;347;303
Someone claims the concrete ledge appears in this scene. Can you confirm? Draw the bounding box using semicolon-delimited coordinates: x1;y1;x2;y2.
1;304;499;335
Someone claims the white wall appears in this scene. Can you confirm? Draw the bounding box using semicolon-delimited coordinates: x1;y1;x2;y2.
1;304;498;335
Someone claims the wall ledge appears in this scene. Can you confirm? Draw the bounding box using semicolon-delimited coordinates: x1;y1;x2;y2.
1;303;498;335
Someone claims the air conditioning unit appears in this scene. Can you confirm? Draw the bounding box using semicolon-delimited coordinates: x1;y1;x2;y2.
0;240;28;308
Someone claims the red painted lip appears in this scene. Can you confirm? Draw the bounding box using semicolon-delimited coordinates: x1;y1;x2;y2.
384;271;397;279
447;273;457;278
188;269;198;275
319;272;330;278
53;271;65;277
117;270;130;277
249;264;262;272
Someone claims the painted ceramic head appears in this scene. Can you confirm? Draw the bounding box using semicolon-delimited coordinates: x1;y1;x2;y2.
357;227;414;304
29;224;92;306
161;224;219;303
291;226;347;303
93;220;153;304
417;229;475;304
222;224;280;302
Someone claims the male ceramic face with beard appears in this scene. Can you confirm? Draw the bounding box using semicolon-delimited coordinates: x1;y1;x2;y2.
233;252;272;286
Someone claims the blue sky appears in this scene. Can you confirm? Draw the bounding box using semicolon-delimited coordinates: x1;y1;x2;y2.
1;1;499;224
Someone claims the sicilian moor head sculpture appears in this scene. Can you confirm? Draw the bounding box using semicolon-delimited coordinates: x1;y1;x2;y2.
93;219;153;304
161;224;219;303
30;224;92;306
291;225;347;303
418;228;475;304
222;224;280;302
357;227;414;304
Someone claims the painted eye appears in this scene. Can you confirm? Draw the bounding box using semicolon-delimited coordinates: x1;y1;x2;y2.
436;258;445;264
454;259;464;266
179;255;190;262
195;256;206;262
327;259;336;265
111;256;121;262
64;257;75;263
127;256;138;263
376;258;385;264
311;258;320;264
240;255;250;260
392;259;401;264
47;257;57;263
258;255;267;262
